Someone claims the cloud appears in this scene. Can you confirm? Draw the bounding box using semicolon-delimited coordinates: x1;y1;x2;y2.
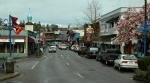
0;0;150;27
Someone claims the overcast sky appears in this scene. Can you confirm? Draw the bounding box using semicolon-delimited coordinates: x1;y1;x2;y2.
0;0;149;27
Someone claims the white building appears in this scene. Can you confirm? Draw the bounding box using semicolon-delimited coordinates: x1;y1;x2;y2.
100;7;141;54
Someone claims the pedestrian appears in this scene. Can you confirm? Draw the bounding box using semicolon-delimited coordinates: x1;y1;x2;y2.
136;40;142;58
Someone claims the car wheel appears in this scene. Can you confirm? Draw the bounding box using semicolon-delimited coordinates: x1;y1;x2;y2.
114;64;117;69
106;60;109;65
96;57;98;61
85;55;89;58
78;52;80;55
118;65;122;71
99;57;102;62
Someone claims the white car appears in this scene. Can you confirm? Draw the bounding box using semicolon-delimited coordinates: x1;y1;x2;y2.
59;44;67;50
49;46;56;53
114;54;138;71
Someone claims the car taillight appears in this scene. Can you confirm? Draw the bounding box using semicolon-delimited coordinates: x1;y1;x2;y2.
108;55;110;59
80;48;82;51
122;61;128;63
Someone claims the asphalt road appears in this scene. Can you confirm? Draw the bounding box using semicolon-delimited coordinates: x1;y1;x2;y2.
1;48;145;83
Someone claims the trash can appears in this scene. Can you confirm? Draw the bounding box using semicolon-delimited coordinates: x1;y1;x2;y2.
4;57;14;73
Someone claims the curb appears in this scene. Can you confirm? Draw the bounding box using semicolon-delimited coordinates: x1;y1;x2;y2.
0;72;21;81
133;77;150;83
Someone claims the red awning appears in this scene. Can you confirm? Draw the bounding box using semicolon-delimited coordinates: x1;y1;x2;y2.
28;36;37;42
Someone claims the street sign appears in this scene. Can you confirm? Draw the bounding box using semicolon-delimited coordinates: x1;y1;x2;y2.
11;38;16;45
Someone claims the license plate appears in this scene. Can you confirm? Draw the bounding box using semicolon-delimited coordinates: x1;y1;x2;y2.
129;61;133;64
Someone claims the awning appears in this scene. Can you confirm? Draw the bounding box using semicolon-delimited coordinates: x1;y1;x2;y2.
0;36;25;42
28;36;37;42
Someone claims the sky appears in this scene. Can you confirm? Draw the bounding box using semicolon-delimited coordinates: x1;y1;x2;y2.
0;0;149;28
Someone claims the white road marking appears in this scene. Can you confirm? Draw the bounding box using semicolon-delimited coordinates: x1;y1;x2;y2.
129;77;133;79
61;55;64;59
77;73;84;78
66;63;69;66
31;61;38;69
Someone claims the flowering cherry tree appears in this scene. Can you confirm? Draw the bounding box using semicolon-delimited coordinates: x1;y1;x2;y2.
112;3;150;44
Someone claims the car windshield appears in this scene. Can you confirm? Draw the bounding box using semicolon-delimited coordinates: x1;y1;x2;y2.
106;50;121;54
90;48;98;51
62;44;67;46
81;47;87;50
123;56;137;60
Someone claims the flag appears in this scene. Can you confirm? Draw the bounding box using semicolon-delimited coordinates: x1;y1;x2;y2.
11;16;18;22
12;21;22;35
10;15;22;35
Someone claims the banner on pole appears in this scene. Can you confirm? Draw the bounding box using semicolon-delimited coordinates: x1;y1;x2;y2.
10;15;22;35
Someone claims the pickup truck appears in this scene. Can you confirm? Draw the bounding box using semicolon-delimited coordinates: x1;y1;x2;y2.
101;49;122;65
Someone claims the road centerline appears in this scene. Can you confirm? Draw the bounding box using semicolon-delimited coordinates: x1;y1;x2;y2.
61;55;64;59
66;62;69;66
31;61;38;69
77;73;84;78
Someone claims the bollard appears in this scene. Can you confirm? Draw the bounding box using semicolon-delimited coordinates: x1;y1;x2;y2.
4;57;14;73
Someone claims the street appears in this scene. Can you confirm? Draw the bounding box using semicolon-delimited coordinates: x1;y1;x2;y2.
1;48;145;83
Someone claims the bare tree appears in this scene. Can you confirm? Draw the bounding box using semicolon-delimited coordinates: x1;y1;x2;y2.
83;0;102;42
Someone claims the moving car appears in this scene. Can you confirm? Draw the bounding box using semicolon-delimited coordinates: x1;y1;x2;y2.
59;44;67;50
49;45;56;53
114;54;138;71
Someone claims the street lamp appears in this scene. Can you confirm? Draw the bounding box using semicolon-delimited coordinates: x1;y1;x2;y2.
37;31;40;57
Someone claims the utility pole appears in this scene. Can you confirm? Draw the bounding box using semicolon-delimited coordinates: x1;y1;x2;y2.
137;0;150;56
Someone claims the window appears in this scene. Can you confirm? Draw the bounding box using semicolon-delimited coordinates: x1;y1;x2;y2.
123;56;137;60
0;43;5;53
19;43;24;53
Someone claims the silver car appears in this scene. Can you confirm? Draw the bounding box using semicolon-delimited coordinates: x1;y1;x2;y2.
49;46;56;53
114;54;138;71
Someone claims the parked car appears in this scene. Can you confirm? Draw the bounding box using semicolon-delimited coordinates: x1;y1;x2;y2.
49;45;56;53
114;54;138;71
101;49;122;65
78;46;87;55
85;47;99;58
71;45;78;51
96;51;104;61
74;45;80;52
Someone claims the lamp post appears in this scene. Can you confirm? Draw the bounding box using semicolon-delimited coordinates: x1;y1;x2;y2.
38;31;40;57
9;15;12;57
2;18;12;56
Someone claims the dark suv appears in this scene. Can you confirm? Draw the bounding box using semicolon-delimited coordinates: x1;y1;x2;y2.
85;47;99;58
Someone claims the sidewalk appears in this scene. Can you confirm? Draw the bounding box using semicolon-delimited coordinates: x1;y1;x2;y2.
0;55;35;81
0;47;47;81
0;70;20;81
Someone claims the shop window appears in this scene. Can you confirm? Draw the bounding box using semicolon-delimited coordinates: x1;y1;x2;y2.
12;44;17;53
0;43;5;53
19;43;24;53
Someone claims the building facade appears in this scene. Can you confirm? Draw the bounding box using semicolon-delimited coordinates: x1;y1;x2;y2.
0;30;37;58
100;7;141;54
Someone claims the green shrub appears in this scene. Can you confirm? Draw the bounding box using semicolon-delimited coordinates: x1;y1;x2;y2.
134;69;142;77
134;69;148;79
138;56;150;71
147;65;150;79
